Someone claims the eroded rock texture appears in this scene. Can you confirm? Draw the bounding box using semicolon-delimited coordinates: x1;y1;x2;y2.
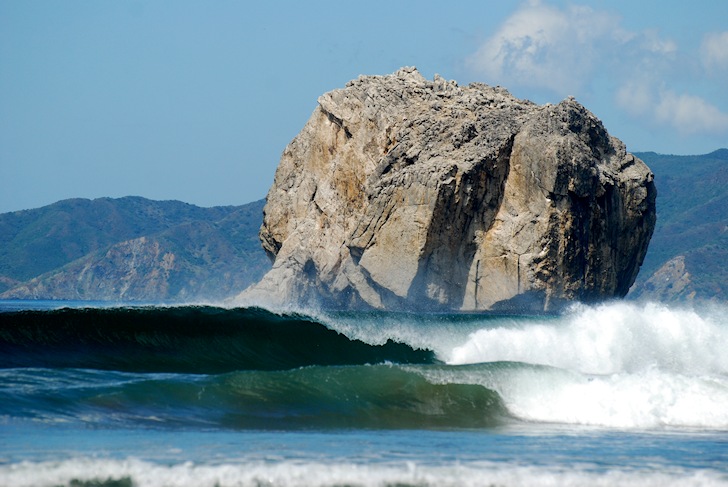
240;67;656;311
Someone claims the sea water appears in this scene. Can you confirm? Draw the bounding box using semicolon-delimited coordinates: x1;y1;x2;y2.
0;300;726;486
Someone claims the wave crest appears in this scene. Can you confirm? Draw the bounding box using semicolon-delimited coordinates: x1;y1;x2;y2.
447;301;728;376
0;306;436;373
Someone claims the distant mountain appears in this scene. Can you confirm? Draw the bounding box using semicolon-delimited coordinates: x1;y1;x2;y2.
0;149;725;304
0;197;271;302
629;149;727;302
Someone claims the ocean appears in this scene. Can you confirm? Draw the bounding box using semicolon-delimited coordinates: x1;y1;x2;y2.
0;300;726;486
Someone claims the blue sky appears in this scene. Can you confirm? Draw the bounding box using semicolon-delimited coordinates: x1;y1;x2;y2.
1;1;727;213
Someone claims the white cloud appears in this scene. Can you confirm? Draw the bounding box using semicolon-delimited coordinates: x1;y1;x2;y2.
466;1;633;95
468;1;728;141
640;29;677;55
616;79;654;117
617;79;728;136
654;90;728;135
701;31;728;71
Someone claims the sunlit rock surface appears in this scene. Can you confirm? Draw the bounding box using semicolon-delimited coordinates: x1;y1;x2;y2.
239;67;656;311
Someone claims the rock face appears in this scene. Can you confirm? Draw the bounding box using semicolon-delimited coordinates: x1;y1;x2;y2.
635;255;694;302
241;67;656;311
4;237;176;301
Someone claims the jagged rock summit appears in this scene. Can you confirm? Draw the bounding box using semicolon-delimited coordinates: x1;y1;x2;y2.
239;67;656;311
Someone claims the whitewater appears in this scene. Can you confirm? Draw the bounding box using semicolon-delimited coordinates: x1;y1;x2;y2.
1;299;726;486
318;300;728;430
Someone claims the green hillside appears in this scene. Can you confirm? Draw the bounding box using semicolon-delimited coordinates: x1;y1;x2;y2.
0;197;236;283
630;149;727;302
0;197;271;301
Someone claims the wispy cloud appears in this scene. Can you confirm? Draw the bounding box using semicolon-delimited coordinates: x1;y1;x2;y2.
466;1;626;94
616;78;728;137
467;1;728;140
655;91;728;135
701;31;728;72
615;78;655;118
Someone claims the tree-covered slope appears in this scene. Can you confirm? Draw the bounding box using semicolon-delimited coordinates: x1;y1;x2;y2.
0;197;270;301
629;149;727;302
0;197;237;283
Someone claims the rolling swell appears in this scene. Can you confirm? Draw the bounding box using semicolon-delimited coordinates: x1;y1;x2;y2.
0;365;507;430
0;306;436;373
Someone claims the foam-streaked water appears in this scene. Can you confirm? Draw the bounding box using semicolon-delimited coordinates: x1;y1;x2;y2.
1;300;726;486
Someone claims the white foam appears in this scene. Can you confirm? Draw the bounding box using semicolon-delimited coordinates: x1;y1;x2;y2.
503;367;728;428
447;301;728;376
418;361;728;429
316;309;484;354
403;301;728;429
2;457;726;487
249;301;728;430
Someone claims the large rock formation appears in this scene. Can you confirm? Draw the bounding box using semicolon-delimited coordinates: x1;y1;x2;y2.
240;67;656;311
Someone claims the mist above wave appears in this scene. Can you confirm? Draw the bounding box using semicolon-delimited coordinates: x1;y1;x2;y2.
446;301;728;376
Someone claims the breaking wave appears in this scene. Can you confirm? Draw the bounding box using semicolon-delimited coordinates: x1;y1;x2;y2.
1;300;727;431
0;305;435;373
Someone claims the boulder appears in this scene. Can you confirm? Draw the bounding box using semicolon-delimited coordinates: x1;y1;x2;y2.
239;67;656;311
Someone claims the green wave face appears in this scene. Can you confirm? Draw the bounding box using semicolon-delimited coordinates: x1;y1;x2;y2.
0;306;437;373
0;365;507;430
215;365;507;429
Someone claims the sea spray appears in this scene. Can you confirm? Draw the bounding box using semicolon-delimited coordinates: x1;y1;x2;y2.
422;301;728;428
418;362;728;429
446;301;728;374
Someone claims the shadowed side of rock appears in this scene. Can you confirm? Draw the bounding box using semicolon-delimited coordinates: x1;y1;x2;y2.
471;98;656;311
237;68;656;311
